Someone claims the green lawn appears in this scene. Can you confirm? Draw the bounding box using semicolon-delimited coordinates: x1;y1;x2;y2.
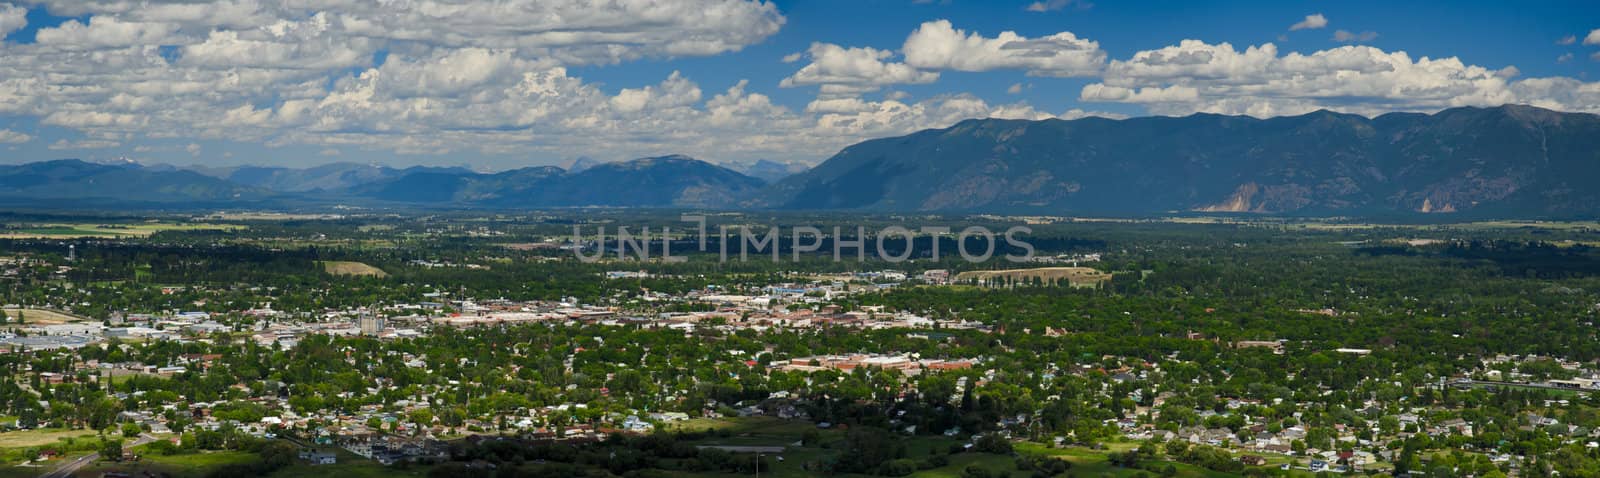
0;428;98;449
79;450;259;478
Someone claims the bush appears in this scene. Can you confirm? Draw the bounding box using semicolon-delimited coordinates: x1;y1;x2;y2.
881;458;919;476
973;433;1013;454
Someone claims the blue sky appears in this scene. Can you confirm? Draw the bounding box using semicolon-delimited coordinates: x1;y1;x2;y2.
0;0;1597;170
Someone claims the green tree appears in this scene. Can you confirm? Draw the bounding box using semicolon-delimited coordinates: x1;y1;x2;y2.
100;438;123;461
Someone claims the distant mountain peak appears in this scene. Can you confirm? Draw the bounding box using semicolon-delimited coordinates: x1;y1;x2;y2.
560;156;601;173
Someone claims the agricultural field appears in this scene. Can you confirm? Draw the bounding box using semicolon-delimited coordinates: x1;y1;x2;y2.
954;266;1112;287
0;428;98;449
0;222;243;239
0;308;85;325
320;260;389;277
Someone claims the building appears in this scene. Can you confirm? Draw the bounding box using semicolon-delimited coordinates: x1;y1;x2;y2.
300;448;338;465
357;314;386;336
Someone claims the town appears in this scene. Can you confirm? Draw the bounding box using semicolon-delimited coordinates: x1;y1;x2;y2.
0;212;1598;477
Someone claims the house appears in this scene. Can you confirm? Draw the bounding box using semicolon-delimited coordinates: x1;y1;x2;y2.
1240;455;1267;466
306;450;337;465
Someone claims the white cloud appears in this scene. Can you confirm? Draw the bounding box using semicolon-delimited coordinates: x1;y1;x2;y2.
781;52;802;63
1080;84;1199;103
1289;14;1327;31
1333;30;1379;43
780;43;938;95
0;3;26;38
1007;83;1024;94
1559;53;1575;63
185;143;201;156
34;16;179;50
26;0;784;64
1025;0;1088;12
902;20;1105;77
1558;35;1577;46
610;71;703;113
180;14;372;71
1587;29;1600;46
0;128;31;144
1081;40;1600;117
49;138;121;150
0;0;822;163
1;1;1594;167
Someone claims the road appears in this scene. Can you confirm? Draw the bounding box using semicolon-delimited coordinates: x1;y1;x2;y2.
39;433;158;478
1454;379;1593;393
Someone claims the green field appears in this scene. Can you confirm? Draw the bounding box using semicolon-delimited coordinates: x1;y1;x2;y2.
78;450;259;478
0;428;97;449
0;222;244;239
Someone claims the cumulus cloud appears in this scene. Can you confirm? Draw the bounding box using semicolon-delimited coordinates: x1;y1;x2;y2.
1;1;1594;167
1333;30;1379;43
1080;40;1600;117
902;20;1105;77
1559;53;1575;63
24;0;785;64
0;0;856;163
0;3;25;38
780;43;937;95
1587;29;1600;46
1558;35;1577;46
610;72;703;113
1289;14;1327;31
35;16;179;51
0;129;31;144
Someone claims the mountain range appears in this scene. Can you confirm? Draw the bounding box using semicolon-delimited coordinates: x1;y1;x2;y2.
763;104;1600;216
2;105;1598;216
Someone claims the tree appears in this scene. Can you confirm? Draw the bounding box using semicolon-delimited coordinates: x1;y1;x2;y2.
973;433;1013;454
100;438;123;461
122;422;143;438
833;427;905;473
409;409;434;427
960;464;993;478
